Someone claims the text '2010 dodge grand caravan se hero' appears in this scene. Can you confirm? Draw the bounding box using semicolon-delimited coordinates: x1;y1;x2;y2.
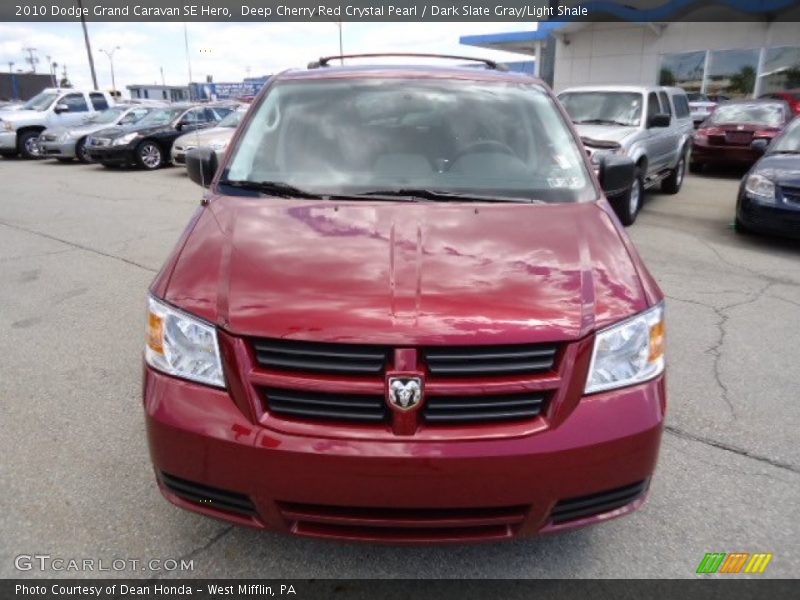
144;54;666;543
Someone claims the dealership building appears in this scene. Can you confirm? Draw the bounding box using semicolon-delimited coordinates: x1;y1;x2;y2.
460;3;800;98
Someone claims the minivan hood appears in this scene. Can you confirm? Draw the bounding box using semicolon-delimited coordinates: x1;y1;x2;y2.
163;198;648;345
572;124;638;144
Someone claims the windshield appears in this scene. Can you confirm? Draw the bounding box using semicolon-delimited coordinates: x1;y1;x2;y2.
709;103;784;126
558;91;643;127
86;108;125;124
770;118;800;153
135;107;185;127
22;91;60;111
218;110;245;128
224;79;594;203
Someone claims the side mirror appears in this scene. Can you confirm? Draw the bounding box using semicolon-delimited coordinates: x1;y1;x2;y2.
53;103;69;114
597;154;635;198
186;147;218;188
750;138;769;154
647;113;671;128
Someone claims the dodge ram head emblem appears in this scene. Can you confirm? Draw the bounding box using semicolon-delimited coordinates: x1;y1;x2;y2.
388;377;422;410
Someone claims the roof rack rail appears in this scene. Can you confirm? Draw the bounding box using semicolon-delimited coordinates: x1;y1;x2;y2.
307;53;508;71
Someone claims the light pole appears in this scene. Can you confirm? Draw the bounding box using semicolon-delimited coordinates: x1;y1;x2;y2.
335;22;344;63
76;0;98;89
100;46;121;95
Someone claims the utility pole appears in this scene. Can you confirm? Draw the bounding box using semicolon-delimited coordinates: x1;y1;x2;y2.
8;61;19;99
76;0;99;90
22;47;39;73
99;46;121;94
52;62;59;88
46;55;57;87
183;23;194;101
160;66;165;86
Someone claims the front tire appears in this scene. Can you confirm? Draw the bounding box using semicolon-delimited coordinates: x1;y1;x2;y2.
18;131;43;159
662;147;688;194
75;138;92;164
135;141;163;170
734;217;751;235
610;167;643;226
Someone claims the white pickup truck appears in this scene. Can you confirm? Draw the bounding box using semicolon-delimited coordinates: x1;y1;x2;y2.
0;88;117;159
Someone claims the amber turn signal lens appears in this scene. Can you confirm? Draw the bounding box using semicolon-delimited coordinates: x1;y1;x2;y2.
147;311;164;355
649;320;665;362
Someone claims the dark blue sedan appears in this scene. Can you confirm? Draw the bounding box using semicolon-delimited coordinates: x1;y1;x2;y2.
736;116;800;239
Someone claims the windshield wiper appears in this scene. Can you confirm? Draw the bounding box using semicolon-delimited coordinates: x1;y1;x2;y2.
358;188;541;204
217;179;322;199
769;150;800;155
574;118;631;127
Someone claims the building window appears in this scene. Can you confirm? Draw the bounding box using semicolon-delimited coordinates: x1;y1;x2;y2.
659;51;706;92
705;48;759;98
759;46;800;95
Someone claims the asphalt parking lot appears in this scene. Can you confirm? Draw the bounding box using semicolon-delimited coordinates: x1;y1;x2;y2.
0;159;798;579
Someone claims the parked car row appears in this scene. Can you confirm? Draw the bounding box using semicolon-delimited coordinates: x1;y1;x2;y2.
0;86;247;169
85;103;239;169
555;84;799;238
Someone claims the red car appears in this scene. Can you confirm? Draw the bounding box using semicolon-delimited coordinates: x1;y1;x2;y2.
691;99;793;172
143;54;666;543
760;89;800;116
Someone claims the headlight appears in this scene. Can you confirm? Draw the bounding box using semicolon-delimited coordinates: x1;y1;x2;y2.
744;174;775;202
113;132;138;146
585;303;665;394
2;120;13;132
61;131;75;141
145;295;225;388
208;140;229;151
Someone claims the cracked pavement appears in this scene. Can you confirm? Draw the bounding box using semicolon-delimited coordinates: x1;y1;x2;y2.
0;159;798;578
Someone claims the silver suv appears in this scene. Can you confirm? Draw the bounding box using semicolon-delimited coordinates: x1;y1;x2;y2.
558;85;694;225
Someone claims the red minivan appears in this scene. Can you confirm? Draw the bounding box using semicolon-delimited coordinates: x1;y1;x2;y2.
143;55;666;543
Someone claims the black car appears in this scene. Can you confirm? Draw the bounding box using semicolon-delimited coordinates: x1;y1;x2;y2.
86;104;232;169
736;116;800;239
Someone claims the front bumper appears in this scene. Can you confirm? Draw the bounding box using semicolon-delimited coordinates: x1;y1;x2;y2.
171;147;193;165
144;365;665;543
738;193;800;239
0;130;17;151
87;144;135;164
40;139;77;159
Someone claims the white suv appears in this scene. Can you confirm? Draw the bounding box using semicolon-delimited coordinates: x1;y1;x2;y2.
0;88;116;159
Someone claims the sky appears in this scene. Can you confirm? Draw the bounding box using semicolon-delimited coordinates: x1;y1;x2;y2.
0;22;535;94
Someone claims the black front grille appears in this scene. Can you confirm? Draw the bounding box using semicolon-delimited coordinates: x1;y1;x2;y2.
160;472;256;517
782;185;800;205
423;343;558;377
252;338;391;375
264;387;387;423
550;480;649;524
424;391;546;424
